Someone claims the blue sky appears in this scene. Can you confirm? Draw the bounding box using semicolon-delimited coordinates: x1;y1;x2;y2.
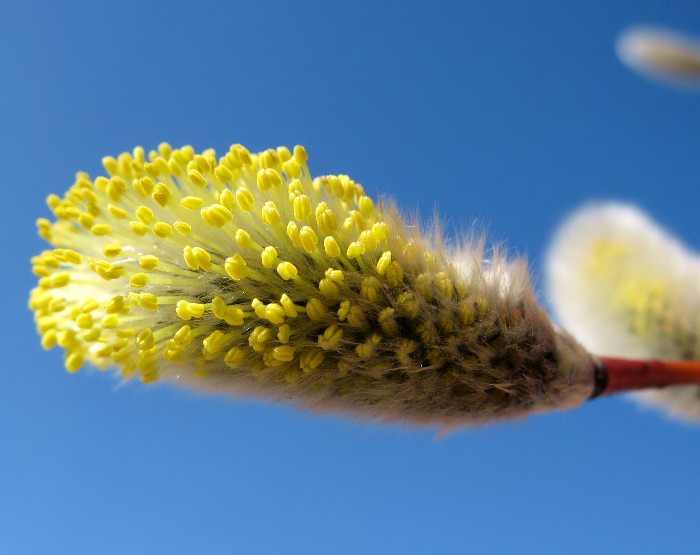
3;1;700;553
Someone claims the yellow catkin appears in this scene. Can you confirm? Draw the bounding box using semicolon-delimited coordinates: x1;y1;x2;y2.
29;141;594;428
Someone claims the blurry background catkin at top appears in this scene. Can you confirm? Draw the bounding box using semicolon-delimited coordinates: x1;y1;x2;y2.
3;1;700;554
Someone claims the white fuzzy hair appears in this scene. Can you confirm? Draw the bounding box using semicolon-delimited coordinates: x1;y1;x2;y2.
546;203;700;421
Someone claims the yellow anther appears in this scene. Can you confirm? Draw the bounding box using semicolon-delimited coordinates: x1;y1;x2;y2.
277;261;298;280
76;313;93;329
223;306;244;326
214;165;233;182
81;298;99;313
57;329;77;349
153;221;173;238
288;178;304;196
174;324;193;346
174;221;191;235
249;325;272;352
358;195;375;217
152;182;170;206
212;296;227;319
201;204;233;227
235;229;253;249
286;221;301;247
102;156;118;174
48;298;66;312
48;272;70;288
277;324;292;344
277;146;291;162
359;230;377;251
235;186;254;211
346;241;365;259
376;251;392;276
273;345;295;362
261;246;278;268
138;293;158;311
137;329;155;350
41;329;58;350
385;261;404;286
265;303;286;324
107;204;129;220
180;196;204;210
293;145;308;164
203;331;226;357
356;334;381;359
293;195;311;221
194;247;212;270
129;273;148;288
256;168;277;191
134;206;154;224
323;236;340;257
81;328;101;342
325;268;344;282
175;300;205;320
183;246;210;271
348;210;365;232
225;254;247;280
101;314;119;328
129;220;149;236
280;294;299;317
318;324;343;350
46;194;61;209
315;202;338;235
91;224;111;236
107;177;126;202
139;255;159;270
103;242;121;258
337;300;350;321
261;201;281;226
63;249;82;264
319;276;340;297
219;189;235;211
378;307;398;335
299;226;318;253
360;276;381;302
372;221;389;241
252;298;267;319
396;339;418;365
300;349;325;372
104;296;125;314
224;347;246;367
157;142;172;158
65;352;85;373
347;305;366;328
78;213;94;229
306;297;327;321
282;159;301;178
188;169;207;187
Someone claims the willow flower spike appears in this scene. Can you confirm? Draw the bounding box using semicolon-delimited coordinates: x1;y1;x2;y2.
547;203;700;422
28;143;700;428
617;26;700;87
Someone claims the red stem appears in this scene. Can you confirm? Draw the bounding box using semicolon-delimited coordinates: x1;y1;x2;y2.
598;356;700;396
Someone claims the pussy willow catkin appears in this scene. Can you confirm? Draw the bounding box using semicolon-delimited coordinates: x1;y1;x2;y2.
29;142;596;427
547;203;700;421
617;26;700;86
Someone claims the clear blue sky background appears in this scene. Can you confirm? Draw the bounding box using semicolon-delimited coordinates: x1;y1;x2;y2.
3;1;700;553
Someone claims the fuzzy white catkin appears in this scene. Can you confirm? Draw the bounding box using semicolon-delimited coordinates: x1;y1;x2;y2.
617;26;700;87
546;203;700;421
